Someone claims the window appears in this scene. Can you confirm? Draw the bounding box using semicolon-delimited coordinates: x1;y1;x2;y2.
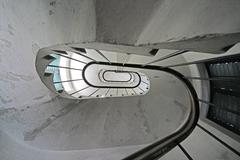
205;55;240;135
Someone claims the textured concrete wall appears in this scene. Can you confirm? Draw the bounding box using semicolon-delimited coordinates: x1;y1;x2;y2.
0;0;239;160
136;0;240;45
0;1;190;159
0;0;96;108
95;0;240;52
96;0;162;44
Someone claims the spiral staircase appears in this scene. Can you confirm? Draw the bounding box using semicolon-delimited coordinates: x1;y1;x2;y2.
0;1;240;160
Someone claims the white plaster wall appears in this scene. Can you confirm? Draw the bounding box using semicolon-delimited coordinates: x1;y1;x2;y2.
95;0;240;48
0;130;146;160
181;120;240;160
0;1;191;159
0;0;96;108
96;0;161;44
1;0;239;160
136;0;240;44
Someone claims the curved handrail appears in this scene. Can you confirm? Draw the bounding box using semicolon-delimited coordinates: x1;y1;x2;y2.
102;70;133;82
82;62;142;88
92;62;199;160
36;50;199;159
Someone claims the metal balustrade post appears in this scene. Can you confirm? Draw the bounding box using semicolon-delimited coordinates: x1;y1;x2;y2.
142;50;188;66
70;86;90;96
185;76;240;81
163;53;240;68
53;79;83;84
95;49;111;63
47;65;83;71
178;144;193;160
197;124;240;157
198;99;240;115
56;53;87;64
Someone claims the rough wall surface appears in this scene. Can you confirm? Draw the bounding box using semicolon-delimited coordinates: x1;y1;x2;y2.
0;1;190;159
137;0;240;44
0;0;96;108
96;0;162;44
1;0;239;160
96;0;240;53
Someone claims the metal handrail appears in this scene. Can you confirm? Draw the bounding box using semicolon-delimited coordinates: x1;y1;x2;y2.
117;62;200;160
87;62;199;160
82;62;142;89
37;50;199;160
102;70;133;82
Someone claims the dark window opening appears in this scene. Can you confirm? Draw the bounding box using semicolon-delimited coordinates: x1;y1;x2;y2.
205;54;240;135
149;49;158;55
